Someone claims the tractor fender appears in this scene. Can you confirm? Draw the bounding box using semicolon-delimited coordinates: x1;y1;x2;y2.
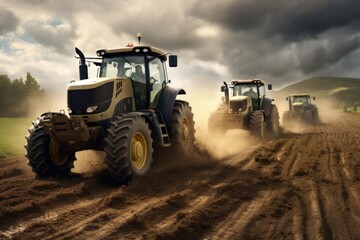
156;86;186;127
262;97;273;116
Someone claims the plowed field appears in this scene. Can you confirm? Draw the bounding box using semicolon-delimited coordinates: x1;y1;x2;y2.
0;113;359;240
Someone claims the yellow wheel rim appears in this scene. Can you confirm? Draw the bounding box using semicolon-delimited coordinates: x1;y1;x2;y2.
131;132;147;170
49;139;68;166
182;117;190;146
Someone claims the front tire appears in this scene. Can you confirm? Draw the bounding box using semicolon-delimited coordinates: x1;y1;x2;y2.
170;100;195;153
249;111;265;138
104;114;153;184
267;105;280;136
25;115;76;178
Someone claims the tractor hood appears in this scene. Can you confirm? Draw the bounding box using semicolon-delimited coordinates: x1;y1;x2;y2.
293;102;303;107
292;102;303;112
68;77;126;90
230;95;249;102
229;95;250;113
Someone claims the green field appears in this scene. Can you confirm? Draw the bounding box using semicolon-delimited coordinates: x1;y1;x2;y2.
0;118;31;158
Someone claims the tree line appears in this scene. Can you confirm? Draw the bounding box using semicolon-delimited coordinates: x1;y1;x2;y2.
0;73;45;117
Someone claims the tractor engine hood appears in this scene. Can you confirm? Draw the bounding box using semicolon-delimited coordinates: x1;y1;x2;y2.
67;77;133;119
229;95;250;113
292;102;303;112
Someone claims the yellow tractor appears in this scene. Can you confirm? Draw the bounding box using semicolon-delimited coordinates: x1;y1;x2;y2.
282;94;319;124
25;35;195;184
208;79;279;138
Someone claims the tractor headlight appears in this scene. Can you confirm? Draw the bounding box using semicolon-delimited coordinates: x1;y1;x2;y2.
86;106;98;113
67;107;72;114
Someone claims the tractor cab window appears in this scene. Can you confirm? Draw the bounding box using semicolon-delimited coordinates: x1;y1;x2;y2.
233;84;260;110
100;55;147;109
293;96;309;107
233;84;259;99
148;57;166;108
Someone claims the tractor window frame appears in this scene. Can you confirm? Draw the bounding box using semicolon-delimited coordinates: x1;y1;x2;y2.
147;56;166;108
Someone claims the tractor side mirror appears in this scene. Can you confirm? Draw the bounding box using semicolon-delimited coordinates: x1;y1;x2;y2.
286;97;288;101
221;86;226;92
313;97;316;100
169;55;178;67
267;84;272;90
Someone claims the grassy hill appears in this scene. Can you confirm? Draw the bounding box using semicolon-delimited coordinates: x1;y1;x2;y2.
273;76;360;110
278;76;360;95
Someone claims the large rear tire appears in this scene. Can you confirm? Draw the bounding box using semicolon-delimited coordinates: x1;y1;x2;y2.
249;111;265;138
267;105;280;136
170;100;195;154
25;114;76;178
304;111;313;124
104;114;153;184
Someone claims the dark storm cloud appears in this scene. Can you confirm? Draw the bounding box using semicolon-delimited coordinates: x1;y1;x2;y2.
191;0;360;40
187;0;360;80
297;32;360;73
109;2;203;51
0;8;19;35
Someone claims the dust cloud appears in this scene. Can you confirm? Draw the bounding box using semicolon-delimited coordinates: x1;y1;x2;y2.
24;93;67;120
178;88;260;160
73;150;106;174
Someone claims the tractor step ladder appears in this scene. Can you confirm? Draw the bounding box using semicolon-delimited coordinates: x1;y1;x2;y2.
156;113;171;147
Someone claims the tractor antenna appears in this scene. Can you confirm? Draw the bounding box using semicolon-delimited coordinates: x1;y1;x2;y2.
137;33;142;46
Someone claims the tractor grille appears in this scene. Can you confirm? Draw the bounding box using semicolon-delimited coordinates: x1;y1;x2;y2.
230;99;247;112
68;82;114;115
293;105;303;112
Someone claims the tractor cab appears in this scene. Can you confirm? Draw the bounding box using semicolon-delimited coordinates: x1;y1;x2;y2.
68;41;178;125
221;79;272;113
96;45;177;110
287;94;314;112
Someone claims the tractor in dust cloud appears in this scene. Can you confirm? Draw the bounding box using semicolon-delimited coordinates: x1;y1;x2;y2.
282;94;319;124
25;34;195;184
208;79;280;138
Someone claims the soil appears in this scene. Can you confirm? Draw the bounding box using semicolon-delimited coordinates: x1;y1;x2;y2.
0;112;359;240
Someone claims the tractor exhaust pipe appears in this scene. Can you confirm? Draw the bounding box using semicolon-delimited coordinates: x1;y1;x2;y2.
288;96;292;110
223;81;229;104
75;47;88;80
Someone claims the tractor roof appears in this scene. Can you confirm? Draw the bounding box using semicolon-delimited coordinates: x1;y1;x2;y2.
96;45;167;61
230;79;265;85
291;94;311;97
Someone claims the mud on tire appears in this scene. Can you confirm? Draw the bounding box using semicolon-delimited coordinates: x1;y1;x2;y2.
104;114;153;184
170;100;195;154
249;111;265;138
25;114;76;178
266;104;280;136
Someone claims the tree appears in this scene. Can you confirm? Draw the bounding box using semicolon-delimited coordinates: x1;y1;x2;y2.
0;73;45;117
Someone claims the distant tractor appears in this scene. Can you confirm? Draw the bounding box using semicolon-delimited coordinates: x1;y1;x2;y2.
25;35;195;184
282;94;319;124
208;79;280;138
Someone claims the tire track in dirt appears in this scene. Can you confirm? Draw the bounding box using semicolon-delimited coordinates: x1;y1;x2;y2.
1;113;360;239
0;198;101;239
291;195;307;240
204;190;274;240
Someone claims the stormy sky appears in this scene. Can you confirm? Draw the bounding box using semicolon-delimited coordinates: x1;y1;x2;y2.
0;0;360;95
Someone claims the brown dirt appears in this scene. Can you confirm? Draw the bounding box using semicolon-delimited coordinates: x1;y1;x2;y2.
0;112;359;240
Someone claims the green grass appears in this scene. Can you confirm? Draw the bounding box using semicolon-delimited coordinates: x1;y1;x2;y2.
0;118;31;158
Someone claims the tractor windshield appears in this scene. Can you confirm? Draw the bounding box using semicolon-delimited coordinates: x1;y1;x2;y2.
99;55;145;80
232;84;259;99
293;96;309;107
